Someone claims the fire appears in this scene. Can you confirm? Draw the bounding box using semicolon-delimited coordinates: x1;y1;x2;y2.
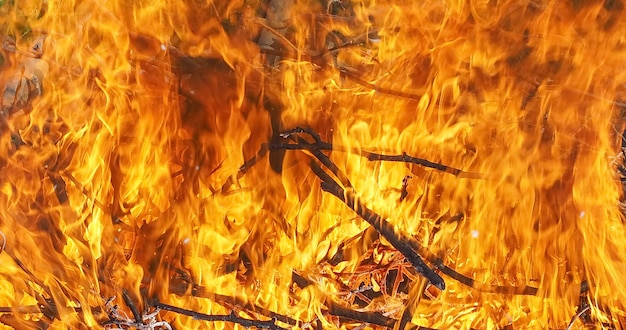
0;0;625;328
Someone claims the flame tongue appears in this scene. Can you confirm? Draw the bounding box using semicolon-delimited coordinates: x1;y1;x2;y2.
0;0;624;328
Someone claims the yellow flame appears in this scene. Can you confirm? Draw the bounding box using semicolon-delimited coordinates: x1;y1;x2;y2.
0;0;624;328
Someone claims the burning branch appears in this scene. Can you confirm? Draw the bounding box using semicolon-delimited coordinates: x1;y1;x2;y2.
276;126;484;179
274;126;539;296
153;303;288;330
103;296;173;330
171;283;300;327
319;179;445;291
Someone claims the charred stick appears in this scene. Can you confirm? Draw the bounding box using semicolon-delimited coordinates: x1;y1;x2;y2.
268;142;481;178
338;69;423;101
305;145;353;188
0;314;49;329
275;127;353;187
363;151;484;179
0;306;41;313
327;301;437;329
1;245;60;316
577;280;593;324
280;127;324;143
59;169;134;231
48;173;68;204
404;240;538;295
257;48;426;101
306;146;536;294
155;302;289;330
325;301;394;328
273;127;482;178
319;180;445;290
172;283;300;326
122;289;142;324
221;144;269;192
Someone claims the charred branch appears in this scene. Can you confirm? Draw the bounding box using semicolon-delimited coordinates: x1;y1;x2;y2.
169;282;300;326
320;179;445;290
122;290;142;324
363;152;484;179
59;169;134;231
221;143;269;192
318;171;538;295
268;127;539;295
154;302;288;330
102;295;172;330
274;127;483;178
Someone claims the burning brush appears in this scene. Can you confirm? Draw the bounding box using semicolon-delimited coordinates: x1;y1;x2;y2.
0;0;625;329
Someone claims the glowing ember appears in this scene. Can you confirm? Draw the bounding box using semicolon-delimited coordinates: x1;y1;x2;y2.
0;0;625;329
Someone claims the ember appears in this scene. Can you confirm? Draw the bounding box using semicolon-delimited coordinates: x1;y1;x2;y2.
0;0;625;329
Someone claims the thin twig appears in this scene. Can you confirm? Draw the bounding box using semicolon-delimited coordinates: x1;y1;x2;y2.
267;142;482;179
364;152;484;179
275;127;484;178
254;18;301;56
339;69;423;101
60;169;134;231
169;282;300;326
221;144;269;192
0;306;42;313
155;302;289;330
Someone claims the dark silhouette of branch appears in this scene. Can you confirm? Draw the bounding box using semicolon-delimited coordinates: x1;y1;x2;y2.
168;282;300;326
320;179;445;290
122;290;142;324
270;127;539;295
154;302;289;330
318;170;538;295
274;127;484;179
406;240;538;295
363;152;484;179
219;126;483;196
221;144;269;193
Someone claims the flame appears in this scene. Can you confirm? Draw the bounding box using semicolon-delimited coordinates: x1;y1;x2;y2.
0;0;625;328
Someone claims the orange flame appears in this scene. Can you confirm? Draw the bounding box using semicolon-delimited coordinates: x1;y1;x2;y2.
0;0;625;328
